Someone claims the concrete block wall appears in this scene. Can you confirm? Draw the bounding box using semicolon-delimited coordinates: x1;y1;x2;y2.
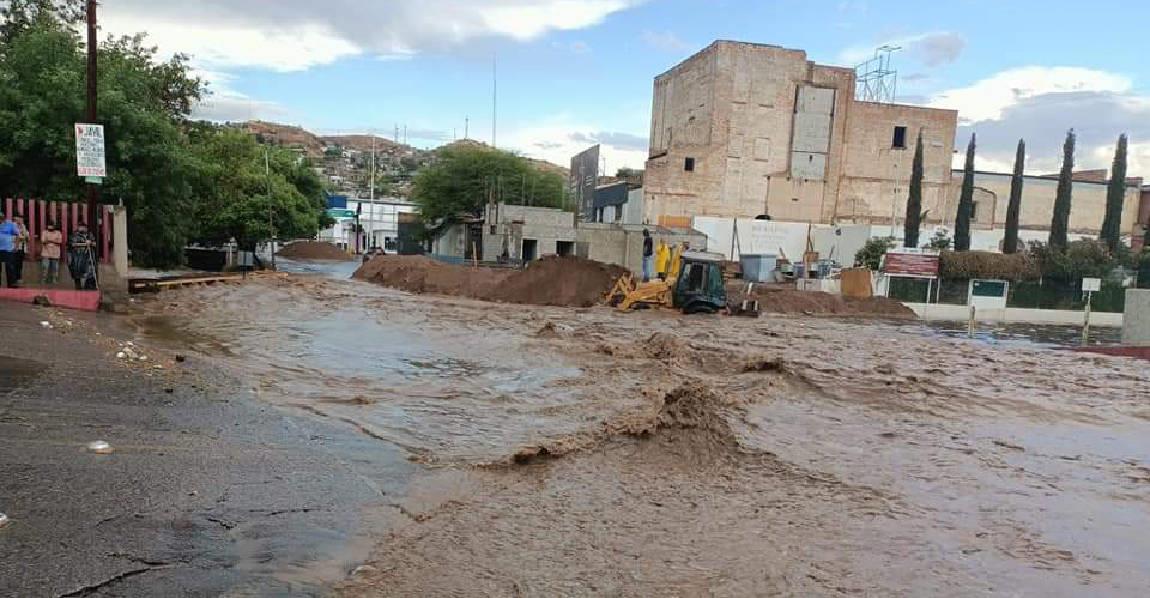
1123;289;1150;346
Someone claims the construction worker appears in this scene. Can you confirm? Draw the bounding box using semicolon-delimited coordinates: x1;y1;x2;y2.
655;239;670;281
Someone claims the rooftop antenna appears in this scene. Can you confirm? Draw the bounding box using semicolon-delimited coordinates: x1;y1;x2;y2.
855;45;900;103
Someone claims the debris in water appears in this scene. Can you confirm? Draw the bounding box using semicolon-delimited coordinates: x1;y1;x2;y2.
39;321;51;328
87;441;113;454
0;513;8;528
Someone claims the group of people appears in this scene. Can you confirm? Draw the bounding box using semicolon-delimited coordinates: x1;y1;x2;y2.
0;211;98;289
641;228;690;283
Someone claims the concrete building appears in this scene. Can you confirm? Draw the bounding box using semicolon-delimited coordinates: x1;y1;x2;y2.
430;204;577;262
318;198;419;253
590;182;645;225
576;224;707;275
952;170;1143;249
644;40;957;227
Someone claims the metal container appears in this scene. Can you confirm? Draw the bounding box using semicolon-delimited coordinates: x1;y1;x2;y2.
739;254;778;283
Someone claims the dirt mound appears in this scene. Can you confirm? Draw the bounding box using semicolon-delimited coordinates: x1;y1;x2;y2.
354;255;628;308
277;241;351;260
732;286;916;319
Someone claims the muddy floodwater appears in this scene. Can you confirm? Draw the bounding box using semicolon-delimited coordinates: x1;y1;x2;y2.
128;269;1150;596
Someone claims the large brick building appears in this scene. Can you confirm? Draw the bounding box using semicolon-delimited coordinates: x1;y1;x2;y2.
644;41;958;227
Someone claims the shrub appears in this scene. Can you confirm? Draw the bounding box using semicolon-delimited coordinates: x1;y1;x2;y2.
939;250;1040;281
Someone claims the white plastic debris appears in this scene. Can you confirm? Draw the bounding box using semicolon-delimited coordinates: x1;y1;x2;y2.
153;364;164;370
39;321;51;328
0;513;9;528
125;341;134;347
116;352;127;359
138;355;149;362
87;441;113;454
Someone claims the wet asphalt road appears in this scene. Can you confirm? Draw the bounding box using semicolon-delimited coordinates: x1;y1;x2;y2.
0;304;416;597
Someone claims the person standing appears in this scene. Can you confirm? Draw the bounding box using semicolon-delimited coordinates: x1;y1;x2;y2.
0;212;17;288
68;223;97;290
40;221;63;285
641;228;654;283
655;239;670;281
11;214;29;287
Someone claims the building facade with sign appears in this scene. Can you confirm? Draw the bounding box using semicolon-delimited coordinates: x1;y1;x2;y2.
643;40;957;228
318;197;418;253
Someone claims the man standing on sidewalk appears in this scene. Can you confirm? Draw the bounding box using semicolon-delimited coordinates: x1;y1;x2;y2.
0;212;18;287
641;228;654;283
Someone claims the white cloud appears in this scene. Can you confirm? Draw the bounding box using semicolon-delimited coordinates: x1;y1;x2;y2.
190;70;289;122
933;67;1149;178
501;120;649;172
929;66;1131;124
102;0;643;72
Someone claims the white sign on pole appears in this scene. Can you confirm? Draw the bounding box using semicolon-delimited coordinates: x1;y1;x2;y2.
1082;277;1102;293
75;123;106;178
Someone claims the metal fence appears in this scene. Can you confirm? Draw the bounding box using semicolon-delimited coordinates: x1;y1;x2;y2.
3;198;113;263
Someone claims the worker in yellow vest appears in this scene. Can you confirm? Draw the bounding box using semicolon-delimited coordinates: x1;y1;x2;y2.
655;240;670;281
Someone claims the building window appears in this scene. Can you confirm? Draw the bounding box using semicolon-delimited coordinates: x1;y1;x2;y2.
684;157;696;172
892;126;908;149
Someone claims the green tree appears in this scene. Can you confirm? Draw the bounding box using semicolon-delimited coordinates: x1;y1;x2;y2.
0;6;327;266
954;134;976;251
188;127;327;248
413;144;566;222
1049;129;1076;250
1002;139;1026;254
855;237;896;270
1100;133;1128;253
903;129;924;248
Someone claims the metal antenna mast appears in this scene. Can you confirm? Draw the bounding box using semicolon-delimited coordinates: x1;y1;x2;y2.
855;45;901;103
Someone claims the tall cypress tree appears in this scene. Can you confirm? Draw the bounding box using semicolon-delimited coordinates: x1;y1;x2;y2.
1100;133;1128;253
1049;129;1076;250
903;129;924;248
1003;139;1026;254
954;133;976;251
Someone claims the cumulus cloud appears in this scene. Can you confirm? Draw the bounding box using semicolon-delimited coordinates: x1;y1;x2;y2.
191;70;290;122
102;0;644;72
928;67;1148;178
928;66;1131;124
569;131;649;152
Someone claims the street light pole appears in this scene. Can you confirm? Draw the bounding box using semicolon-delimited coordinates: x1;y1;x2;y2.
365;134;376;253
266;146;275;269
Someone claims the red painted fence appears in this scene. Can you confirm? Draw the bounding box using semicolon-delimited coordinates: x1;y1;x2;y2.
3;198;112;263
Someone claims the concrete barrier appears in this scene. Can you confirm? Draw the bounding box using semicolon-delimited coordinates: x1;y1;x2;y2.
1123;289;1150;345
904;302;1124;327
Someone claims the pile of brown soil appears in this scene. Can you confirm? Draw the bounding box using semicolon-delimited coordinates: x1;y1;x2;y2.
731;285;916;319
277;241;351;260
354;255;628;308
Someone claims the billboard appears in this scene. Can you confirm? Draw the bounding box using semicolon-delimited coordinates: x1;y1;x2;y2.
882;250;940;277
568;144;600;222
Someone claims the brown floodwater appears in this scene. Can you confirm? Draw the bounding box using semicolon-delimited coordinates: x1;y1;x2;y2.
129;271;1150;596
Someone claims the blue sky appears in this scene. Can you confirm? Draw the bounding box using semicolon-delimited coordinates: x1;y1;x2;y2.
104;0;1150;176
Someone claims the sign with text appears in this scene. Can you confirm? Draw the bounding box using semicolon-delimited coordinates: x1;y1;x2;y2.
75;123;106;178
883;251;940;277
1082;277;1101;292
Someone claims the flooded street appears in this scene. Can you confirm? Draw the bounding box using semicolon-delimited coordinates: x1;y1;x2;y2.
122;268;1150;596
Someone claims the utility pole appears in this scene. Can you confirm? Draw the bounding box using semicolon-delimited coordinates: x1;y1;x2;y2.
85;0;100;252
265;146;276;269
492;54;497;148
464;117;469;140
403;124;407;146
366;134;376;252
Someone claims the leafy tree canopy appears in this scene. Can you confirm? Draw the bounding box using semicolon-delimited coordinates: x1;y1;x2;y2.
0;5;327;266
413;144;566;223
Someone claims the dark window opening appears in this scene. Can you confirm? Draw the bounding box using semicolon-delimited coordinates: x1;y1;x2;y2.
556;241;574;257
970;201;979;221
521;239;538;262
892;126;908;149
684;157;695;172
